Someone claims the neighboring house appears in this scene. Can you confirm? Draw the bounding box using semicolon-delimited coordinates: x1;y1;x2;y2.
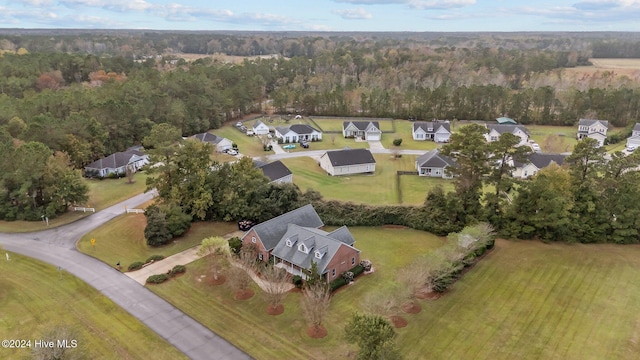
342;121;382;141
254;160;293;184
272;224;360;282
191;132;233;152
84;150;149;178
253;120;270;135
512;153;567;179
275;124;322;143
241;204;324;263
319;148;376;176
484;124;530;146
412;121;451;142
415;149;456;178
576;119;608;147
626;123;640;150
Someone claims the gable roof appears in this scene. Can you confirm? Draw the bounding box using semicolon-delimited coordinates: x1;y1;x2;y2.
191;132;226;145
271;224;359;274
276;124;320;135
486;124;529;135
515;153;567;169
343;121;380;132
633;123;640;132
322;148;376;167
244;204;324;251
413;121;451;134
253;119;267;128
416;149;456;168
257;160;292;182
578;119;609;128
85;150;144;170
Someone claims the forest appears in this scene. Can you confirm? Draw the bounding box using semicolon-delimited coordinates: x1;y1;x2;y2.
1;30;640;226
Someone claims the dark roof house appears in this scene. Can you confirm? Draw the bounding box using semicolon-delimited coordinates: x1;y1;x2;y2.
415;150;456;178
84;149;149;178
255;160;293;184
319;148;376;176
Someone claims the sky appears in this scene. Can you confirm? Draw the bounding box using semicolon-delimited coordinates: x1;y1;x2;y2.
1;0;640;32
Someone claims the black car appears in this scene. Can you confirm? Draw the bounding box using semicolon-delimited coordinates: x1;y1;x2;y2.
300;141;309;148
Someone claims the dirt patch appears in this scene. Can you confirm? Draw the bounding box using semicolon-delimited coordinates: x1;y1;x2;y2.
415;291;442;301
389;315;408;328
401;301;422;314
234;289;254;300
208;275;226;286
306;325;328;339
266;304;284;316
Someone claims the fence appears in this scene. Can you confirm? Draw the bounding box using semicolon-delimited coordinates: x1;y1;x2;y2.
126;208;145;214
73;207;95;213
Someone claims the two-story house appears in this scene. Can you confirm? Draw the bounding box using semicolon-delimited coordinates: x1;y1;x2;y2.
412;121;451;143
484;124;530;146
576;119;608;147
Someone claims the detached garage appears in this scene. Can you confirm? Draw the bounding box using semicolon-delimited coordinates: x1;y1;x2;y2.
319;148;376;176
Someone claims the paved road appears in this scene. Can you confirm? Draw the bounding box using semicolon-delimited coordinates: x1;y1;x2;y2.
0;192;251;360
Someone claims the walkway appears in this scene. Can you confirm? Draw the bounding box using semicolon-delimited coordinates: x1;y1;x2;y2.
0;192;251;360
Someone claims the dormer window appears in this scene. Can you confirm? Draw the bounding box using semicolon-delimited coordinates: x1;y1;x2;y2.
286;239;292;247
314;251;323;259
298;243;309;254
427;127;433;132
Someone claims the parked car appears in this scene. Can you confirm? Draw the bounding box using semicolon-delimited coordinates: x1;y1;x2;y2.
267;133;273;139
300;141;309;148
235;122;243;127
246;130;255;136
227;149;238;156
282;144;296;150
626;146;637;153
531;143;541;152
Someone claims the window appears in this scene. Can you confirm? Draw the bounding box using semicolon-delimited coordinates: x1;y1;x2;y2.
332;269;336;277
427;128;433;132
315;251;323;259
490;136;498;141
435;169;441;175
258;253;263;261
286;239;292;247
298;244;308;254
351;257;355;265
425;168;432;174
251;237;256;243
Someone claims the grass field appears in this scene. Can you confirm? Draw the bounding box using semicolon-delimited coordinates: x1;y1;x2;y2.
525;125;577;153
148;226;445;360
382;120;441;151
399;175;455;205
78;215;238;270
0;252;187;360
0;172;149;233
282;154;420;205
213;126;268;157
148;234;640;360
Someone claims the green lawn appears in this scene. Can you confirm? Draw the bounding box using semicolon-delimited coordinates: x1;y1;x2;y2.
213;126;268;157
148;226;444;360
399;175;456;205
381;120;441;151
153;235;640;360
0;252;187;360
78;215;238;270
0;172;149;233
525;125;577;153
282;154;420;205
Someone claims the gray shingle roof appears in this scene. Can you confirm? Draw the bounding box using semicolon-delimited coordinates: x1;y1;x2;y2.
515;153;567;169
85;150;144;170
244;204;324;251
257;160;292;182
633;123;640;132
191;132;225;145
343;121;380;131
413;121;451;134
416;150;456;168
578;119;609;128
271;224;359;275
323;148;376;167
486;124;529;135
276;124;319;135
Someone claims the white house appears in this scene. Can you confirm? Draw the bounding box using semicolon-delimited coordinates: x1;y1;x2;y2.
253;120;270;135
319;148;376;176
577;119;608;147
412;121;451;142
191;132;233;152
342;121;382;141
626;123;640;150
484;124;530;146
275;124;322;143
512;153;567;179
415;150;456;178
84;149;149;178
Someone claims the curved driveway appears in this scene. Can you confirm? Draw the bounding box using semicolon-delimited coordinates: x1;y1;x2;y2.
0;192;251;360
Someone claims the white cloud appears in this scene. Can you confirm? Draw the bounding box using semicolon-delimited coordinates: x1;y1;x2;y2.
334;0;476;9
60;0;152;12
16;0;54;6
332;7;373;19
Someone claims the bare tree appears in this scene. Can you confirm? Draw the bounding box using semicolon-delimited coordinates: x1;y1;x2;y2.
362;289;401;318
32;325;84;360
125;164;135;184
197;236;230;282
261;265;291;314
227;266;253;298
301;281;331;336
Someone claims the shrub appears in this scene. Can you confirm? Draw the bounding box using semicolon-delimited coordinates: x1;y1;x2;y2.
393;138;403;146
228;237;242;255
330;277;348;292
128;261;144;271
351;264;365;277
107;172;119;179
145;254;165;263
292;275;303;288
342;271;354;282
360;260;372;272
169;265;186;276
146;274;169;284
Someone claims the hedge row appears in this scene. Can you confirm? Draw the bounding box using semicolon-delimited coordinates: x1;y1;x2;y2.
145;265;186;284
128;255;165;272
